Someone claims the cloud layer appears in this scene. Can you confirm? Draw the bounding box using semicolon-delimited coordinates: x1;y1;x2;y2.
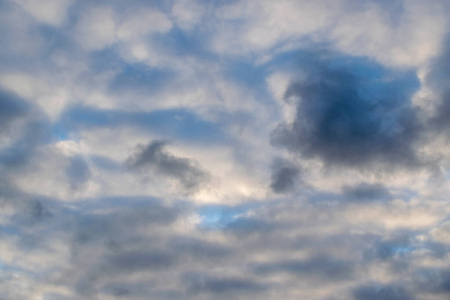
0;0;450;299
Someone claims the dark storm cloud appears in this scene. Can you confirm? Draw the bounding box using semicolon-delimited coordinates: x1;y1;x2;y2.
271;52;422;168
353;283;415;300
126;140;210;192
269;157;300;194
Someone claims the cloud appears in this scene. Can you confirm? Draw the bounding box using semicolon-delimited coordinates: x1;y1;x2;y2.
1;1;450;299
169;237;232;261
13;0;73;27
269;157;300;194
342;182;391;202
0;89;49;169
271;51;422;169
413;268;450;295
126;140;210;192
430;221;450;244
183;273;267;296
251;255;354;280
104;250;174;273
171;0;205;31
427;39;450;132
66;155;91;190
0;89;28;133
74;5;117;51
353;283;415;300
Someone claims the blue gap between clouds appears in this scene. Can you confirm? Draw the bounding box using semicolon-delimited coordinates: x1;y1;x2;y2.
53;107;225;144
197;204;260;230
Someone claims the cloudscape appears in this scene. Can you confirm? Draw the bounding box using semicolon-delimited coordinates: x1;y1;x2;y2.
1;0;450;299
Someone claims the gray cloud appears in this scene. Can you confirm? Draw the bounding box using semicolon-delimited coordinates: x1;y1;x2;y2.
0;1;449;300
0;89;49;169
169;237;232;261
67;200;186;298
270;157;300;194
413;268;450;295
342;182;392;202
0;89;28;132
353;283;415;300
271;52;422;169
427;40;450;132
105;250;175;273
74;198;181;245
251;255;354;280
126;140;210;192
100;280;155;298
183;273;267;296
66;155;91;190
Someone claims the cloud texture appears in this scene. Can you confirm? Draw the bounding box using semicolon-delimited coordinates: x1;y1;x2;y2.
0;0;450;299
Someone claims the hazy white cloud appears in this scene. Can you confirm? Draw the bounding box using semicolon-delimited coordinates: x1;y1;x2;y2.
171;0;206;31
210;0;448;67
74;5;117;51
12;0;73;27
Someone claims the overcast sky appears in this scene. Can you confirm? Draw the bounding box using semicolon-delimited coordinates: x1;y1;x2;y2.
1;0;450;299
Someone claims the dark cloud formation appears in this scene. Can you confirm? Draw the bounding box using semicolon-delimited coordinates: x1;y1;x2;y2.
126;140;210;192
271;52;422;169
270;157;300;193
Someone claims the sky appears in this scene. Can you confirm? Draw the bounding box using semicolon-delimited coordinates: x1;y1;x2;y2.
1;0;450;299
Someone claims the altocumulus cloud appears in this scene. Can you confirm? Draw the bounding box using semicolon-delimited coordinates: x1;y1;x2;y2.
0;0;450;299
